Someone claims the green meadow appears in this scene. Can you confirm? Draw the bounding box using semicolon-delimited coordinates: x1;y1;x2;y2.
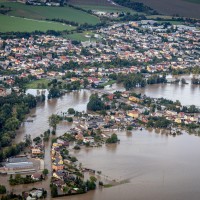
25;79;50;89
0;2;100;25
0;14;74;32
64;31;96;41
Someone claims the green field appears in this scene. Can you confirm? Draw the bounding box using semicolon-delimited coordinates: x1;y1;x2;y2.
25;79;50;89
64;31;96;41
0;2;100;25
0;14;74;32
65;33;90;41
68;0;138;13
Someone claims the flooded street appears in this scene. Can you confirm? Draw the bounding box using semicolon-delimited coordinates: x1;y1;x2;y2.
8;77;200;200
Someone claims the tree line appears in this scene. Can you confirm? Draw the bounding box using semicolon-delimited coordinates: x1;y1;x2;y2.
113;0;159;15
112;73;167;90
0;93;37;161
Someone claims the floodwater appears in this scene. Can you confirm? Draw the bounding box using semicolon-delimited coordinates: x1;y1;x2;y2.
5;77;200;200
134;75;200;107
63;130;200;200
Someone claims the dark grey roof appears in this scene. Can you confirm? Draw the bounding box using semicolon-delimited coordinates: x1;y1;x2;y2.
5;162;33;169
8;157;28;163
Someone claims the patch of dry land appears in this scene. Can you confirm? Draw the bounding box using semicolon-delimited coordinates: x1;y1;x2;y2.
135;0;200;18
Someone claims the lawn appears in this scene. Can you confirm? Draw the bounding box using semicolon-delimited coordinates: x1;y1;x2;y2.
25;79;50;89
0;2;100;25
64;33;90;41
0;14;74;32
64;31;96;41
102;80;116;86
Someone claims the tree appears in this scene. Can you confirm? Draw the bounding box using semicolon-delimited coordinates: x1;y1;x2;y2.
87;94;104;111
83;78;89;88
68;108;75;114
63;186;69;194
90;176;97;182
42;169;49;176
106;133;119;143
48;88;61;99
4;117;20;131
51;185;58;197
0;185;6;194
181;78;187;84
1;135;11;147
48;114;60;132
70;156;77;162
127;126;133;131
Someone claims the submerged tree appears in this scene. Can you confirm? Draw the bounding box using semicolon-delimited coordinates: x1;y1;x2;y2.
48;114;60;132
87;94;104;111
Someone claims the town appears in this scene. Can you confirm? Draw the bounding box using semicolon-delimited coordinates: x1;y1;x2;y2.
0;17;200;199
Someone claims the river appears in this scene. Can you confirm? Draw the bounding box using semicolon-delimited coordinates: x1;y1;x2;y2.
8;76;200;200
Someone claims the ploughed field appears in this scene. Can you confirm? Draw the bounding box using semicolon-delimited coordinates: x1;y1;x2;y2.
135;0;200;18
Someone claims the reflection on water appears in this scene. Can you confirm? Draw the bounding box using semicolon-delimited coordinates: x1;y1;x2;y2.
134;75;200;106
71;130;200;200
16;89;93;143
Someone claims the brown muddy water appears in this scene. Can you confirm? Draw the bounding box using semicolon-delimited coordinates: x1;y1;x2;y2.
3;78;200;200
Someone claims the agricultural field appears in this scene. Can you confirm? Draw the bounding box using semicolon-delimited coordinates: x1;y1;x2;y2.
0;14;74;32
0;2;100;24
135;0;200;18
68;0;137;14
